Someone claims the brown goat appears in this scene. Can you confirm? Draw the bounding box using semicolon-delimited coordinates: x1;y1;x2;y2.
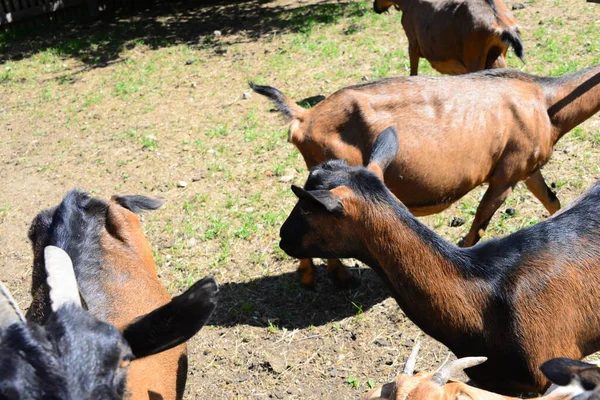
364;343;600;400
279;127;600;394
372;0;524;75
26;191;217;400
252;64;600;287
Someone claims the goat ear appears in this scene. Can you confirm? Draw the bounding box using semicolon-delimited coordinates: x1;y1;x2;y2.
291;185;344;215
122;276;218;359
541;358;600;389
367;126;399;180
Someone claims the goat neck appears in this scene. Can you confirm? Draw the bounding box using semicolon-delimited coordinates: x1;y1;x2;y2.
355;196;487;342
544;64;600;140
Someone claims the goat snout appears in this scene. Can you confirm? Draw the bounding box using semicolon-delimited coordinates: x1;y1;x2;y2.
278;237;299;258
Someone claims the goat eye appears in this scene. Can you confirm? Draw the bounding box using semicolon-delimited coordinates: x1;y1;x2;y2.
300;208;312;216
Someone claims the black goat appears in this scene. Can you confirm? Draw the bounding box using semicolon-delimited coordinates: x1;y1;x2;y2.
0;245;218;399
279;126;600;395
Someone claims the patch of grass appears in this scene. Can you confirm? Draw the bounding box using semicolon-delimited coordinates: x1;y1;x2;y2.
0;69;10;83
141;135;159;151
551;60;581;76
266;320;280;333
0;204;11;224
115;78;144;97
203;214;228;240
55;39;83;56
83;92;103;107
36;48;60;65
36;163;53;172
118;129;159;151
281;0;370;37
206;125;230;138
352;302;364;315
235;214;259;239
347;376;360;389
572;127;586;142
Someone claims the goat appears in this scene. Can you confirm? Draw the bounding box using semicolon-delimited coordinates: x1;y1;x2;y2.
279;126;600;394
363;342;600;399
26;190;218;400
0;246;218;399
252;63;600;286
372;0;524;75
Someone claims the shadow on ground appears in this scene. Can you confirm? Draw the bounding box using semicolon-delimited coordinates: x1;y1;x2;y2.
1;0;370;65
209;265;391;329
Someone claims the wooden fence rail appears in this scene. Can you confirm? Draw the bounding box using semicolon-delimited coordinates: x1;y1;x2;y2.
0;0;109;27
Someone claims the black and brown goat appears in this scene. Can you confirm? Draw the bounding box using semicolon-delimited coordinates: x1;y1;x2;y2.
372;0;524;75
253;64;600;286
279;126;600;394
0;247;217;399
26;190;218;400
364;342;600;400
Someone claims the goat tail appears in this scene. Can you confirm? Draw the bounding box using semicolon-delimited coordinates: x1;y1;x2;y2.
249;82;306;122
501;29;525;63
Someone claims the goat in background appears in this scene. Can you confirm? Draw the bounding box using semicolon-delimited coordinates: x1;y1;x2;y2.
372;0;524;75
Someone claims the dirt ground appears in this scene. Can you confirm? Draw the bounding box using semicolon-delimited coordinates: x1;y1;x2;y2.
1;0;600;398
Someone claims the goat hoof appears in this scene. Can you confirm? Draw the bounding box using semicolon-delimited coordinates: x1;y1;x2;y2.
298;274;317;290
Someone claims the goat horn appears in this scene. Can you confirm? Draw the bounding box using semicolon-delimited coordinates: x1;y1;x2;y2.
435;352;452;373
403;336;421;376
0;281;25;330
431;357;488;385
45;246;82;311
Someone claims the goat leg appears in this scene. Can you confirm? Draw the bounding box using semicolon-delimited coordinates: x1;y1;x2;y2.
298;258;317;288
524;170;561;215
459;184;514;247
409;43;420;76
326;258;359;289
